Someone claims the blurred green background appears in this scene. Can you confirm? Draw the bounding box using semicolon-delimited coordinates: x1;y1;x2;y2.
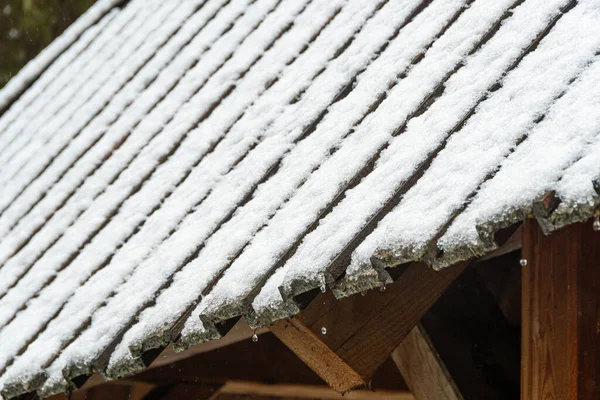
0;0;95;89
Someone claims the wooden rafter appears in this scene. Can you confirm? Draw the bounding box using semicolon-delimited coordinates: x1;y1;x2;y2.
270;261;467;393
208;381;415;400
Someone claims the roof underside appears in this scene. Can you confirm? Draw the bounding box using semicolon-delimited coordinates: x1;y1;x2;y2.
0;0;599;397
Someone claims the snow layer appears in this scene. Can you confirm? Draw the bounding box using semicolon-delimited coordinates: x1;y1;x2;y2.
0;0;273;380
439;54;600;252
278;0;574;299
348;0;600;274
0;0;152;178
0;0;310;385
1;0;600;397
115;0;430;357
0;0;197;221
0;0;246;298
0;8;119;150
34;0;382;386
199;0;518;321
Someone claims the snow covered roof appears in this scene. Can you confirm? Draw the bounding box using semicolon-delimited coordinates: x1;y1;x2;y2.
1;0;599;397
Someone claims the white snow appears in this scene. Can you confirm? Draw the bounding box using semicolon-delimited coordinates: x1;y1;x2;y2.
0;0;273;378
0;8;118;149
0;0;312;382
1;0;600;396
0;0;223;244
0;0;248;294
438;54;600;250
348;0;600;273
0;0;200;221
115;0;430;356
278;0;575;298
28;0;384;382
200;0;518;319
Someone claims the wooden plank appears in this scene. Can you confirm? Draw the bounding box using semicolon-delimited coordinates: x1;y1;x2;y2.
521;219;600;400
392;324;463;400
270;262;467;393
46;381;156;400
210;381;415;400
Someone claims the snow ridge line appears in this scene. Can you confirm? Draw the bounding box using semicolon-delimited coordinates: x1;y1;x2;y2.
344;0;599;288
72;0;367;377
324;0;579;296
0;0;267;342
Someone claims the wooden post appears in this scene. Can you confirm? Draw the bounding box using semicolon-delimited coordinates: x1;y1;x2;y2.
270;262;466;393
521;219;600;400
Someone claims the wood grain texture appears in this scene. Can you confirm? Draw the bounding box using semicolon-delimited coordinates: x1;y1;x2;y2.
270;318;367;393
392;324;463;400
272;262;466;393
210;381;415;400
521;219;600;400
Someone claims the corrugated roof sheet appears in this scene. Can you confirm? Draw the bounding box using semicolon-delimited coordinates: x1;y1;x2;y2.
1;0;599;397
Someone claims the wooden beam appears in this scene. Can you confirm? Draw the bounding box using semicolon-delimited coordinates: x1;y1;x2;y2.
420;266;521;399
46;381;156;400
392;324;463;400
130;332;325;387
209;381;415;400
521;219;600;400
270;262;467;393
141;383;220;400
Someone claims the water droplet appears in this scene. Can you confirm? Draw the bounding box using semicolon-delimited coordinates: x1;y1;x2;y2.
380;286;386;292
520;259;528;267
361;291;367;296
321;327;327;335
320;284;326;293
252;333;258;342
594;216;600;231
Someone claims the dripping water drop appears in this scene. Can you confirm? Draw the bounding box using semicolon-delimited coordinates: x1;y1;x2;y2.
252;333;258;342
520;259;528;267
593;216;600;231
321;327;327;335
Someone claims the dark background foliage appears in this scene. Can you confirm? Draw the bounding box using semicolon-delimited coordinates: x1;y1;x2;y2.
0;0;95;88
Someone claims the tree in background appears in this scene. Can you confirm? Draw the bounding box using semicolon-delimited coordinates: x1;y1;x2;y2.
0;0;95;88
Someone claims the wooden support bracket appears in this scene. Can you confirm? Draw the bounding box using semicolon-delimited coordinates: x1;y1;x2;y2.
392;323;463;400
270;262;467;393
